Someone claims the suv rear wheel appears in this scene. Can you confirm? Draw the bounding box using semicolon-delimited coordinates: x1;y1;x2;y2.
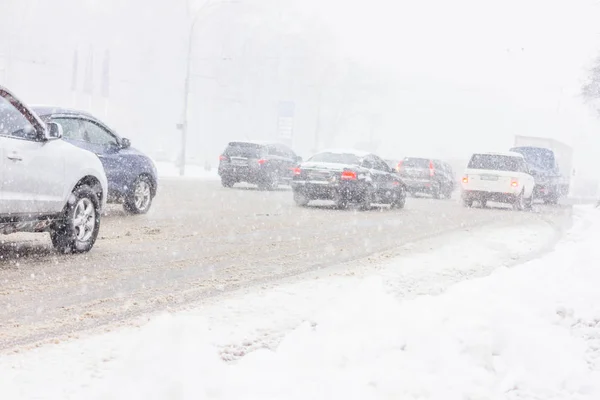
51;185;101;254
124;175;153;214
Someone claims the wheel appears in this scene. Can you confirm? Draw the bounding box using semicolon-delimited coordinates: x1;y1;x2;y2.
124;175;153;214
444;190;452;200
333;190;349;210
293;191;309;207
432;183;442;199
221;177;235;188
50;185;101;254
258;172;279;191
480;199;487;208
543;192;559;205
525;190;534;211
462;198;474;208
391;187;406;209
359;188;373;211
513;191;526;211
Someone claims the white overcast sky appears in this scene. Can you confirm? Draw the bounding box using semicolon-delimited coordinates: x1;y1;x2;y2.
287;0;600;170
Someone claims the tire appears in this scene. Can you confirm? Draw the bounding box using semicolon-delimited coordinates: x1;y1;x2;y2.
431;182;442;199
391;186;406;209
462;198;474;208
444;190;452;200
124;175;154;214
525;191;534;211
480;199;487;208
359;188;373;211
293;191;309;207
543;192;559;205
221;177;235;188
258;172;279;191
513;191;526;211
333;190;349;210
50;185;101;254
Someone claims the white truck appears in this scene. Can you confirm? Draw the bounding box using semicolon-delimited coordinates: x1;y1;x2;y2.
510;135;574;203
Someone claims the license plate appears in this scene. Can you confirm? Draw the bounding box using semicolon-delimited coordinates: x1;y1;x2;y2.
481;175;498;181
232;159;246;166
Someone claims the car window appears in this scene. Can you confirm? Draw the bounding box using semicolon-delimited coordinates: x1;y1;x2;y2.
54;118;85;141
468;154;524;172
403;158;430;168
0;96;36;140
80;120;119;147
372;156;390;172
308;152;360;165
225;142;264;158
361;157;375;169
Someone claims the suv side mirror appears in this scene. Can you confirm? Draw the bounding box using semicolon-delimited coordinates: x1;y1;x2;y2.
46;122;63;140
120;137;131;149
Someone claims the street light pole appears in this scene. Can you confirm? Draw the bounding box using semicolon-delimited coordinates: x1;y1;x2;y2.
179;1;211;176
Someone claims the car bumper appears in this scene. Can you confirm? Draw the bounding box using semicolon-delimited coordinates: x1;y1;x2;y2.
403;178;434;192
462;190;519;203
292;180;368;201
219;166;265;183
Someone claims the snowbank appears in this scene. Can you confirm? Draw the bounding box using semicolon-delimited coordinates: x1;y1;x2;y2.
2;208;600;399
155;162;220;180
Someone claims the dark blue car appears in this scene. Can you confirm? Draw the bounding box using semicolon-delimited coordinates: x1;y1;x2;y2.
32;106;158;214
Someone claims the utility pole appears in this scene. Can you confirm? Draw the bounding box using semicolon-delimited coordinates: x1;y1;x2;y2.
178;0;241;176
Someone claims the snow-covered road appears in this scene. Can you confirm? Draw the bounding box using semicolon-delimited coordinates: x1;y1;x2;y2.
2;205;592;400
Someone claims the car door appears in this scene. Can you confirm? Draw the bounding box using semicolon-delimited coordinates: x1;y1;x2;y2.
0;95;65;215
371;155;397;199
69;118;130;198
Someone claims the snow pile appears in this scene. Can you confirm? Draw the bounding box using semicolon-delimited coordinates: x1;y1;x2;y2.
155;162;220;180
88;207;600;400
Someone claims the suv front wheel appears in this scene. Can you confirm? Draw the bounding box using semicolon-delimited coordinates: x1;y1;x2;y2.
51;185;101;254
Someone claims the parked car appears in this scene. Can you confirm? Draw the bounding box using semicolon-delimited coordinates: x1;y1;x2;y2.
32;106;158;214
218;141;301;190
0;86;108;253
291;149;406;210
396;157;455;199
461;151;535;210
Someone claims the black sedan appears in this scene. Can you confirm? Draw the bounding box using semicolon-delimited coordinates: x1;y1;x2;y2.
291;149;406;210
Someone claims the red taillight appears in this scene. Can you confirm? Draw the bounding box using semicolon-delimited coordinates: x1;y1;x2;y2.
511;179;519;187
396;161;403;172
293;167;302;176
429;161;435;177
462;176;468;184
219;155;228;161
257;159;266;165
341;170;358;181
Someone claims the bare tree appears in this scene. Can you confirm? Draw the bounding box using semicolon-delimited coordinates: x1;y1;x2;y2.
582;55;600;113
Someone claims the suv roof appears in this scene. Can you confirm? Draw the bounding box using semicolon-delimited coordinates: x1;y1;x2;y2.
30;105;94;119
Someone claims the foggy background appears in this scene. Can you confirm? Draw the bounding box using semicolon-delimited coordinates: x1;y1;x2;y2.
2;0;600;190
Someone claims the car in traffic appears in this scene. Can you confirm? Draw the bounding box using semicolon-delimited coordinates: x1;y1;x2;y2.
32;106;158;214
461;151;535;210
396;157;455;199
509;146;562;204
218;141;301;190
0;86;108;253
291;149;406;210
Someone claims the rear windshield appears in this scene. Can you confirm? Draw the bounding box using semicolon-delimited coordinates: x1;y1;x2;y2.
402;158;430;168
468;154;523;172
510;147;555;170
308;152;361;165
225;142;264;158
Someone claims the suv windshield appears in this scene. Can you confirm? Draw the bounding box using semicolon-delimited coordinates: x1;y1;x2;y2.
225;142;264;158
403;158;430;168
309;152;361;165
468;154;523;172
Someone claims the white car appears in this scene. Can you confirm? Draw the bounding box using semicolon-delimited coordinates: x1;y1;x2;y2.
461;151;535;210
0;86;108;253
